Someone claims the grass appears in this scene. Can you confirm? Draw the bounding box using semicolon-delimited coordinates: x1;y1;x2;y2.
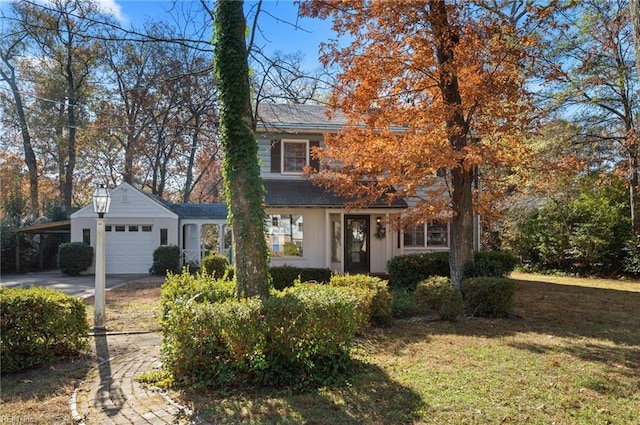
1;274;639;424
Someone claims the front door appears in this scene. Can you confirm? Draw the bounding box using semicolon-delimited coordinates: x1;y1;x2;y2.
345;215;369;274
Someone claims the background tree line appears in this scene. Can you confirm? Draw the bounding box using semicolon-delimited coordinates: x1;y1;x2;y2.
1;0;639;279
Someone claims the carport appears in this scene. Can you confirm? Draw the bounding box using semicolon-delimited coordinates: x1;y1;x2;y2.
10;220;70;272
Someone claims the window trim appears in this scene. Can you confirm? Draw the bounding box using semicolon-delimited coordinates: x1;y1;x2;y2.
403;222;450;249
281;139;309;175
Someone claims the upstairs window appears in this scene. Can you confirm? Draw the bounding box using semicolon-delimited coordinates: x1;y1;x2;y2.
271;140;320;174
283;141;307;173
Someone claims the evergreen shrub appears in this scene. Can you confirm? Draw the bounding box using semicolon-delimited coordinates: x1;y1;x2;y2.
461;277;516;317
151;245;180;275
269;266;332;290
329;274;393;327
415;276;463;320
387;252;450;290
58;242;93;275
388;251;518;289
1;287;89;374
201;253;233;279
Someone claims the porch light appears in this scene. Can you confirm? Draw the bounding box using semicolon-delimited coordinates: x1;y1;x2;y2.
375;216;386;239
92;184;111;218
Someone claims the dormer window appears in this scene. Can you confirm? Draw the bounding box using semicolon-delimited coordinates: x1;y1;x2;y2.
270;139;321;174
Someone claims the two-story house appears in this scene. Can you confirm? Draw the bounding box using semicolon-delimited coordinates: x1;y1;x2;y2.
258;103;451;275
70;103;453;275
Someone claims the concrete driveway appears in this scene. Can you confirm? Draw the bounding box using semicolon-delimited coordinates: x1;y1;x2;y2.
0;270;161;297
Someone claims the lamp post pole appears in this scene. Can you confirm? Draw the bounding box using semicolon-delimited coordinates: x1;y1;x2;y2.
92;184;111;331
95;214;106;330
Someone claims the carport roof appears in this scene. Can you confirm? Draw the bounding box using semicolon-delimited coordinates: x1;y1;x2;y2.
11;220;71;234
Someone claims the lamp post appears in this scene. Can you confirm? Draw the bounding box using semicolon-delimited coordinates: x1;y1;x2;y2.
92;184;111;330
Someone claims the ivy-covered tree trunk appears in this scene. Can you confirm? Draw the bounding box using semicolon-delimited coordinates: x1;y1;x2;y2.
214;0;270;298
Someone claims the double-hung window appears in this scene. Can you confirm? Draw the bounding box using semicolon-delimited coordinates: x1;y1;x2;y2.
403;221;449;248
282;140;308;173
270;140;320;174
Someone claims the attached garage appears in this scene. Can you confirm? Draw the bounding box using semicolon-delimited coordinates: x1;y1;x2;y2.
70;183;179;275
104;224;155;274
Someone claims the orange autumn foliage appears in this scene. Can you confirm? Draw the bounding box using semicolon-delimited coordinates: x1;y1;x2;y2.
301;1;538;222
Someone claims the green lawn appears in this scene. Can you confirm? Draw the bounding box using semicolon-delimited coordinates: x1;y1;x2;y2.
168;275;640;424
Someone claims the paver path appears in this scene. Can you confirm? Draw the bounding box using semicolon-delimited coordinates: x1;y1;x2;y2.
71;332;194;424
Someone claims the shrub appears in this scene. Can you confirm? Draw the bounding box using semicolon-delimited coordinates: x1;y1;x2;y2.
201;253;232;279
58;242;93;275
461;277;516;317
160;282;359;390
1;287;89;374
387;252;450;290
160;269;236;318
269;266;332;290
329;274;393;327
387;251;518;289
161;296;265;388
261;284;359;388
151;245;181;275
390;289;422;319
471;251;518;277
415;276;463;320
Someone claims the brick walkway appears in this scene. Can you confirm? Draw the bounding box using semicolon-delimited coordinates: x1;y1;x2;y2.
71;332;195;424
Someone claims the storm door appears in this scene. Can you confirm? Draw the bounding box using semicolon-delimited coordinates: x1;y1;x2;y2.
344;215;369;274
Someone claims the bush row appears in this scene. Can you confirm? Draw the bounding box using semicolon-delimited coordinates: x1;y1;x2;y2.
269;266;332;290
159;271;393;389
0;287;90;374
387;251;518;290
415;275;516;320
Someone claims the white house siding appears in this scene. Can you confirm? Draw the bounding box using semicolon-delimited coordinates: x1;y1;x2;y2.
266;208;327;269
70;183;179;274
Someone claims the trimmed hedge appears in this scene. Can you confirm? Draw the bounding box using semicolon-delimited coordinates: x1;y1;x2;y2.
151;245;181;275
461;277;516;317
58;242;93;275
387;251;518;290
160;282;359;389
1;287;90;374
261;284;359;387
329;274;393;327
201;253;233;279
415;276;463;320
160;269;236;318
269;266;332;290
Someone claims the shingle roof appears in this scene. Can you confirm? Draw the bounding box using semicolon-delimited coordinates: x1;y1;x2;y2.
167;203;228;219
263;180;407;208
257;103;347;132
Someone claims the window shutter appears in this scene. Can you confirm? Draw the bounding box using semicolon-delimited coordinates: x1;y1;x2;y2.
271;140;281;173
309;141;320;170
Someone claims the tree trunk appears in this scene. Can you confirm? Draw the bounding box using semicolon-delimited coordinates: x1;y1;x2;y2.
629;0;640;234
428;0;474;289
214;0;270;298
3;69;39;218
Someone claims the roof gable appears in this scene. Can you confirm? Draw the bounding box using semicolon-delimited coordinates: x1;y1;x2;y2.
70;182;178;219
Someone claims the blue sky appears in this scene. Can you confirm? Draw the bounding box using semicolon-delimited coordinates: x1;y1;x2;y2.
0;0;335;69
103;0;334;69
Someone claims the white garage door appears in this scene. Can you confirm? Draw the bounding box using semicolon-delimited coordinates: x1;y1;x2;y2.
105;224;155;274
